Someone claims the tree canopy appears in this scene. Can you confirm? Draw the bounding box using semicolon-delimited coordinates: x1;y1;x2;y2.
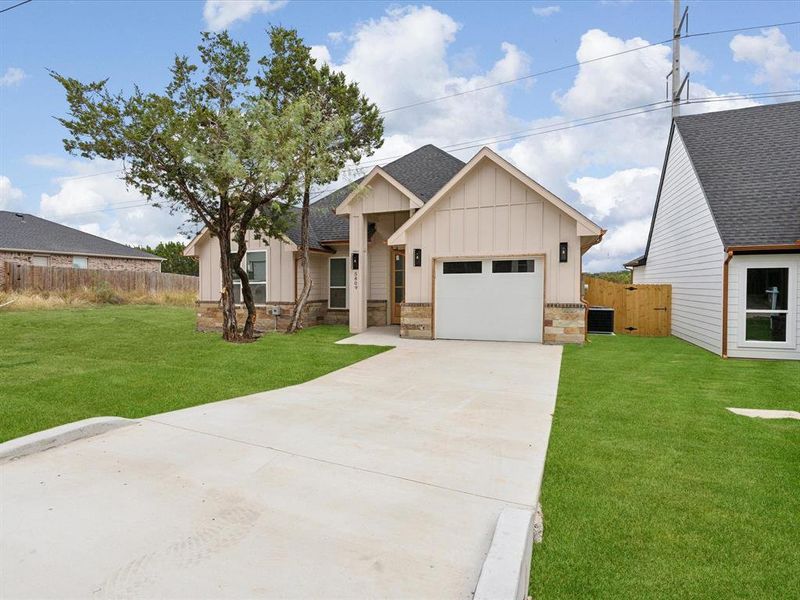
52;30;355;341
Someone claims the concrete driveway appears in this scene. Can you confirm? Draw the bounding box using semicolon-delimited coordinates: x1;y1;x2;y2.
1;330;562;599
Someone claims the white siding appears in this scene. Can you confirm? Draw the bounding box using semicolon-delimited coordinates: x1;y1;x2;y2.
727;254;800;360
635;129;726;355
195;232;295;302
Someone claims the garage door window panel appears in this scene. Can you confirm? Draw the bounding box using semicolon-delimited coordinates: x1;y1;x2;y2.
442;261;482;274
492;260;535;273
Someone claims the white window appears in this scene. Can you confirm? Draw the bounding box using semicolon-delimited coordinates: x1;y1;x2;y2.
329;257;347;309
31;255;49;267
741;265;795;347
232;251;267;305
72;256;88;269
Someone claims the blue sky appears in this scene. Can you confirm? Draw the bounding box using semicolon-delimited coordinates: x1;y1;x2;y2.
1;0;798;269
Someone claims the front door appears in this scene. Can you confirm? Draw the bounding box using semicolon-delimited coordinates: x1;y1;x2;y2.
391;249;405;325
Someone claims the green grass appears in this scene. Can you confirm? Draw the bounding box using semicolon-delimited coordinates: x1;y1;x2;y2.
0;305;387;442
531;335;800;599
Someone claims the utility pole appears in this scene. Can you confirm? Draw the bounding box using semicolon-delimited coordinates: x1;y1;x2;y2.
670;0;689;119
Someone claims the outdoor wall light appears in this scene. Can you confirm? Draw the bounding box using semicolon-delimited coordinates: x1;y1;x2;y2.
559;242;569;263
351;252;359;270
414;248;422;267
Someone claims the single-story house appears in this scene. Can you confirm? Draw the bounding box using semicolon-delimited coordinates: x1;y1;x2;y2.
626;101;799;360
0;211;161;271
185;145;604;343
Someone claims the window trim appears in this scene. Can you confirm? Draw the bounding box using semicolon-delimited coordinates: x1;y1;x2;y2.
72;256;88;269
232;250;268;306
737;261;796;349
31;255;49;267
328;256;348;310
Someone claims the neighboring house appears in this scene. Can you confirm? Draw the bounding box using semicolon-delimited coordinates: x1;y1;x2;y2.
0;211;161;271
626;102;800;360
186;145;604;343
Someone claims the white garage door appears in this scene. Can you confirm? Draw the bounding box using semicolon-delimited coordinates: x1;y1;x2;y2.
435;257;543;342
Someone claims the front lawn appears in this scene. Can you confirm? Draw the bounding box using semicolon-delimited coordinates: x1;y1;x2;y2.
0;306;387;442
532;335;799;599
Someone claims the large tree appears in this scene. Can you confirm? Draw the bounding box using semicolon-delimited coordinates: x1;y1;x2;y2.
52;31;327;341
256;28;384;333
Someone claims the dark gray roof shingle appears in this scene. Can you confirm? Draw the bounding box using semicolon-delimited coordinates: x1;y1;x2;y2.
0;211;161;260
286;145;465;250
675;101;800;247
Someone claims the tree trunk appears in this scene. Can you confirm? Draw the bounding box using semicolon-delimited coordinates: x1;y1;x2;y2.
287;183;312;334
217;232;239;342
232;228;257;341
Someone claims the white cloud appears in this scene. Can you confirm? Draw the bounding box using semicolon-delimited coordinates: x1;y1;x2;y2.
0;175;24;210
730;27;800;91
202;0;287;31
0;67;26;87
682;45;711;74
327;31;344;44
29;156;188;247
314;5;530;150
532;5;560;17
584;217;651;272
308;8;757;272
569;167;660;221
309;45;332;65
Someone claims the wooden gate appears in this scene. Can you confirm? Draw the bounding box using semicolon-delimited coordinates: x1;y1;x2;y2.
584;277;671;336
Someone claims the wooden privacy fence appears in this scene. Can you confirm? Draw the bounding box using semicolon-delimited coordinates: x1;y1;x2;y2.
584;276;671;336
2;261;198;295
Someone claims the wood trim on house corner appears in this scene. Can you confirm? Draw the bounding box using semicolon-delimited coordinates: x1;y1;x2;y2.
721;250;734;358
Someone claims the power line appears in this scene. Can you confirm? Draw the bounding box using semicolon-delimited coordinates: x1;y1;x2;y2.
27;88;800;219
352;90;800;168
378;20;800;115
0;0;32;14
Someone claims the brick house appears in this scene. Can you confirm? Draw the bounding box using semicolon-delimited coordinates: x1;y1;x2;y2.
0;211;162;272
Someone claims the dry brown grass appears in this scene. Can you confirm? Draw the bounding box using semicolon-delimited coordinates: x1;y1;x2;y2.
0;287;196;311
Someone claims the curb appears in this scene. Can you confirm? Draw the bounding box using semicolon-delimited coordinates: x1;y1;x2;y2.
474;507;535;600
0;417;135;463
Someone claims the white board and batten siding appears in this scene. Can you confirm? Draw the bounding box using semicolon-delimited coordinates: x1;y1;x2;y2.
195;232;296;303
633;129;726;354
404;158;582;305
727;254;800;360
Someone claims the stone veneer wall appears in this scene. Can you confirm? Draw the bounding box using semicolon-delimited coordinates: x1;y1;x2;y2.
0;251;160;272
544;303;586;344
400;303;433;339
195;299;388;332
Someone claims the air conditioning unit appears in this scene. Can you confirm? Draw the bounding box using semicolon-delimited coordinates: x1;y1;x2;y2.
587;306;614;334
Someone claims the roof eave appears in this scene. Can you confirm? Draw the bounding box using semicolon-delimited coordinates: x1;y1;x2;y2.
0;247;163;261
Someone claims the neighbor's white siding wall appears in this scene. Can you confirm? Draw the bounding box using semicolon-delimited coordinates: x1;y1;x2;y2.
195;232;295;302
635;129;726;355
727;253;800;360
404;158;581;304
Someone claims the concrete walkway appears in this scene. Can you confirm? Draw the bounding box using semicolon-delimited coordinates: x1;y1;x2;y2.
1;332;562;599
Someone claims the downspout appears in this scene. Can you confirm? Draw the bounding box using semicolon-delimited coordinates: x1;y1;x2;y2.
721;249;734;358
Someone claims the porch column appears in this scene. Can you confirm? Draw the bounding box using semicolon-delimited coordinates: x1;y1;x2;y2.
349;213;368;333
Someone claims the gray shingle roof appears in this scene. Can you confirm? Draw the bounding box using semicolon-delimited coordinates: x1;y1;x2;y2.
0;211;161;260
675;101;800;247
286;145;465;250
